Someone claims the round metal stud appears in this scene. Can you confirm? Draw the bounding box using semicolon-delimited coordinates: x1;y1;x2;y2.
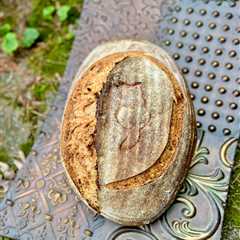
236;27;240;33
202;47;209;53
189;44;196;51
187;7;194;14
199;9;207;15
183;19;191;25
171;17;178;23
205;35;213;41
229;102;238;110
223;25;230;31
225;63;233;70
233;90;240;97
192;32;200;39
211;61;219;68
51;105;58;111
209;23;216;29
196;21;204;27
180;30;187;37
208;72;216;79
84;229;93;237
215;49;223;55
212;10;220;17
45;214;53;221
197;109;205;116
176;42;184;48
173;53;180;60
175;5;182;12
191;82;199;89
223;128;231;136
215;99;223;107
6;199;14;206
222;75;230;81
218;87;226;94
229;1;236;7
211;112;220;119
208;125;216;132
190;94;195;100
40;130;47;137
182;67;189;74
225;12;233;19
185;56;193;63
229;50;237;57
195;70;202;77
226;115;234;123
205;84;212;91
164;40;171;46
168;28;175;35
32;150;38;156
198;58;206;65
201;96;209;104
236;78;240;85
218;36;226;43
196;121;202;128
232;38;240;45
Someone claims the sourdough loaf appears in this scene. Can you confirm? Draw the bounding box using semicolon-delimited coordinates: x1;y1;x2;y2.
60;40;196;226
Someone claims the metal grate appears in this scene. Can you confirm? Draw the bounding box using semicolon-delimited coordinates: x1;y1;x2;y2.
158;0;239;137
0;0;239;239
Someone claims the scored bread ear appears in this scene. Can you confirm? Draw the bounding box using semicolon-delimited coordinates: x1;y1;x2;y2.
60;40;196;226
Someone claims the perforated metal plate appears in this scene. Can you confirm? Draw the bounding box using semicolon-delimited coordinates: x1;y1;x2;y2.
0;0;239;239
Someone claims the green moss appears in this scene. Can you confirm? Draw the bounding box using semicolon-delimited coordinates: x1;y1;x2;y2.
0;1;18;29
0;147;11;163
0;237;12;240
222;148;240;239
29;0;80;26
31;81;57;100
27;0;82;78
19;137;34;157
0;147;17;172
29;36;73;78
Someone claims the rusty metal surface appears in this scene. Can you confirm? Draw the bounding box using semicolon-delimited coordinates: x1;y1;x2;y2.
0;0;239;239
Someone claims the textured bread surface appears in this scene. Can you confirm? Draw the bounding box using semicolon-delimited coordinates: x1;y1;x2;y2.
61;40;196;225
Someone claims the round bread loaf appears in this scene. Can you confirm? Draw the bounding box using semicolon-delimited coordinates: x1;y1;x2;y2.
60;40;196;226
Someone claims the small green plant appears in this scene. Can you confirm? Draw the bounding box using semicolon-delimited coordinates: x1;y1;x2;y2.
1;32;19;55
42;5;55;20
57;5;71;22
0;23;11;36
1;27;40;54
22;27;40;48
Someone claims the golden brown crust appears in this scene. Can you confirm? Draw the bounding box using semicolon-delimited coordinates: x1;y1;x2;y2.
60;40;196;225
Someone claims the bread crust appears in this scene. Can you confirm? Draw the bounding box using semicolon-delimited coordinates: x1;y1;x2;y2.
60;40;197;225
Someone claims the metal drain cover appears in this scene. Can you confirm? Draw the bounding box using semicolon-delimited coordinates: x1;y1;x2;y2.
0;0;239;239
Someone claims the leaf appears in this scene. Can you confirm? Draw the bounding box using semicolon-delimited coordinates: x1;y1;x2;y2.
1;32;19;55
0;23;11;36
22;27;40;48
42;5;55;20
57;5;71;22
65;31;75;40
